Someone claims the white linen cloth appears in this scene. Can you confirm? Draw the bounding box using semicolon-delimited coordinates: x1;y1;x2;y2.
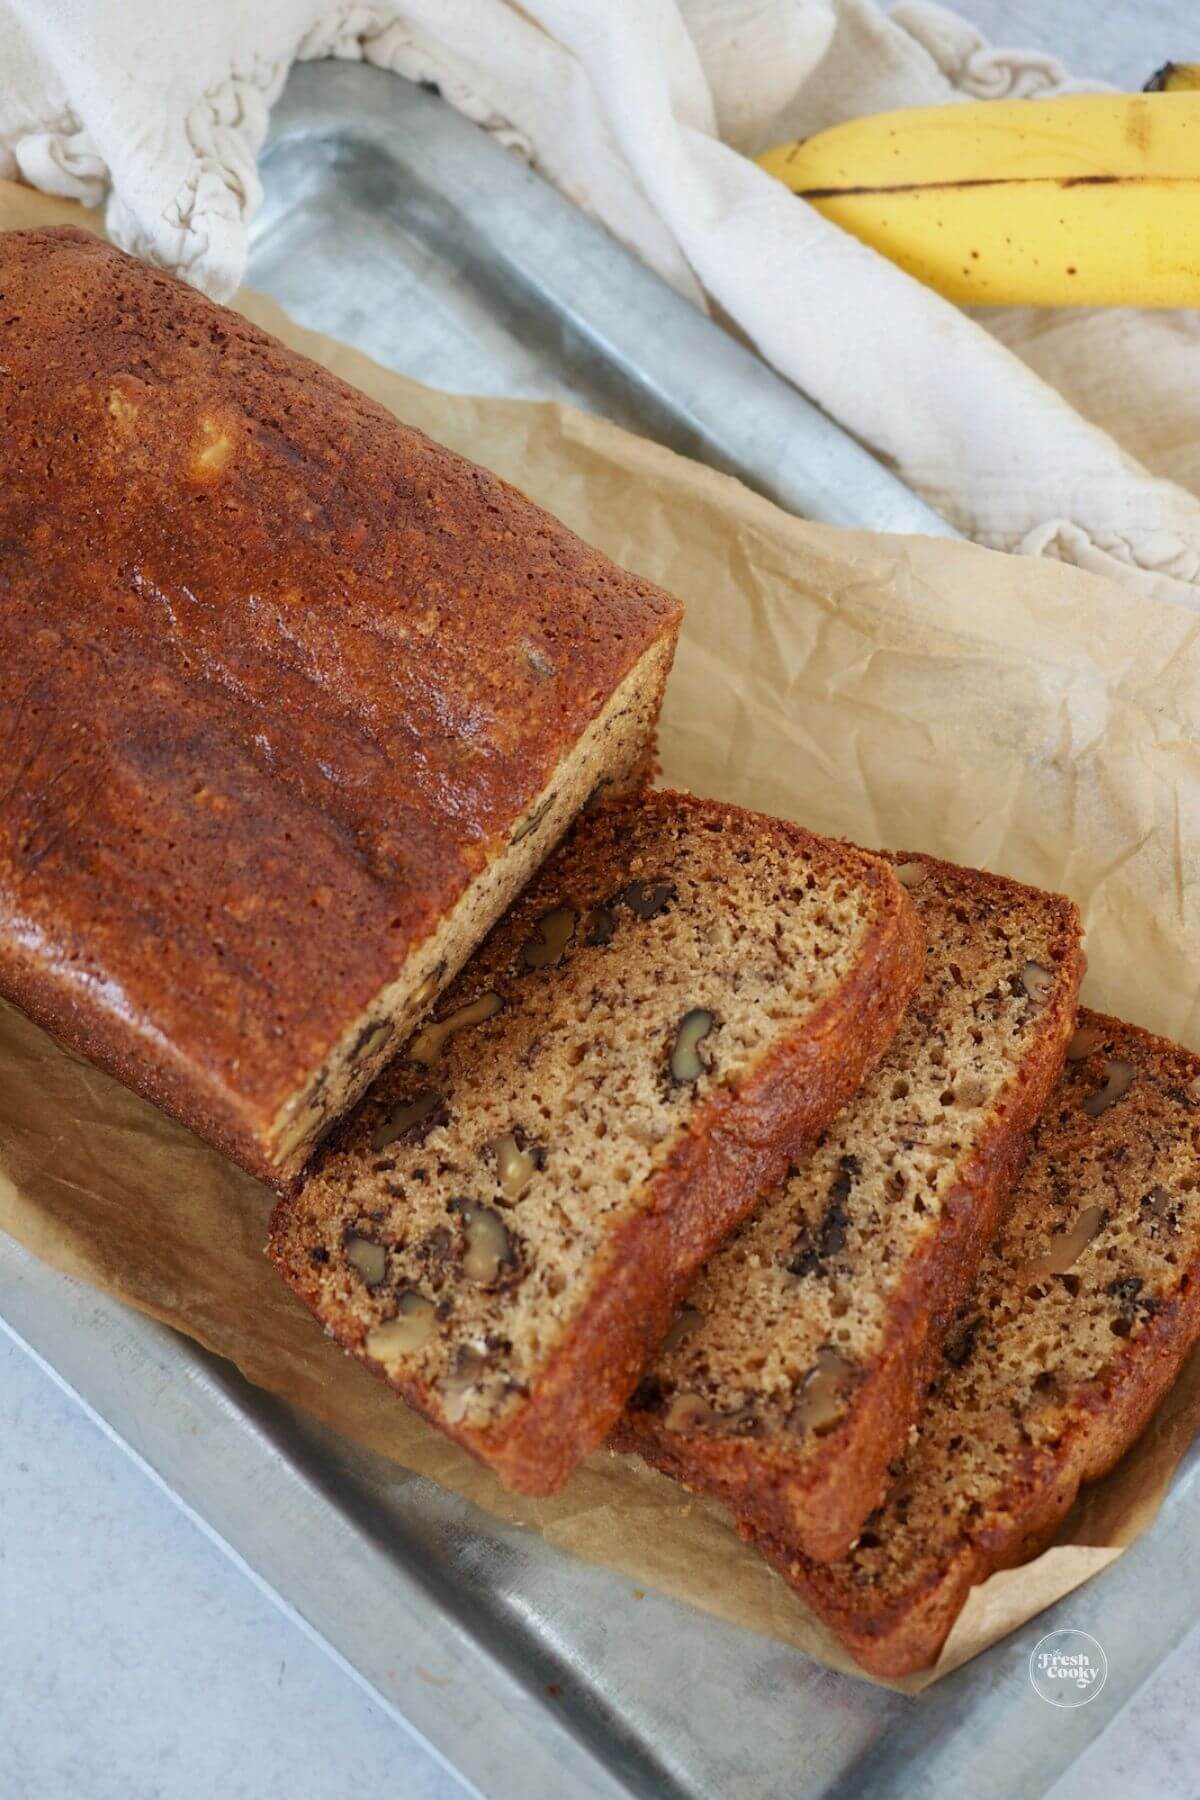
3;0;1199;604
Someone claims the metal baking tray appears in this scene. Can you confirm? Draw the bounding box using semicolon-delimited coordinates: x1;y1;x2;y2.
4;59;1198;1798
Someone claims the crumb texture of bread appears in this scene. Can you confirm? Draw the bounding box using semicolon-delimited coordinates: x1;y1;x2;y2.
762;1012;1200;1675
0;227;682;1183
616;852;1084;1560
269;791;923;1493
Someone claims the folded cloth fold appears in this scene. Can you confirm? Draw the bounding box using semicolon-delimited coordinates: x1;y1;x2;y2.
4;0;1198;604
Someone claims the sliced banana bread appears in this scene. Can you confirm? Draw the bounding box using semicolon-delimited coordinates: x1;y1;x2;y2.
0;227;682;1187
762;1012;1200;1675
616;853;1084;1560
269;791;923;1493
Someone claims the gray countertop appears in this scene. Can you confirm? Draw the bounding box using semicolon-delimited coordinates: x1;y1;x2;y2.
0;1337;459;1800
947;0;1185;88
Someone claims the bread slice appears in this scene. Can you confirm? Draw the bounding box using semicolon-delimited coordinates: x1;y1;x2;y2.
269;792;923;1493
759;1012;1200;1675
0;227;681;1187
615;853;1083;1560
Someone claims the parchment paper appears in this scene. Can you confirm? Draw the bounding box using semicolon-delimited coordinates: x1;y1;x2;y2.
2;183;1199;1691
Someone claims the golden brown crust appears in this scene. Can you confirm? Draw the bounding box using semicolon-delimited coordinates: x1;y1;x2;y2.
270;795;924;1492
757;1012;1200;1676
614;853;1084;1559
0;227;681;1182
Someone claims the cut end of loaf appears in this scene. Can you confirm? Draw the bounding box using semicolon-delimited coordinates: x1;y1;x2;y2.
266;635;678;1182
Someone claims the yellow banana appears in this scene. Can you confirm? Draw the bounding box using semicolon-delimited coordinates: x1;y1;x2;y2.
757;92;1200;308
1145;62;1200;92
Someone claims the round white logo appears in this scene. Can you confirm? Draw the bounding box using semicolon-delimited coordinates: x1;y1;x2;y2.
1029;1630;1108;1707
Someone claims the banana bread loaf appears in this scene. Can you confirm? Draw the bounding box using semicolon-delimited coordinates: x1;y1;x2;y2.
0;226;681;1186
760;1012;1200;1675
616;852;1083;1560
269;791;923;1492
